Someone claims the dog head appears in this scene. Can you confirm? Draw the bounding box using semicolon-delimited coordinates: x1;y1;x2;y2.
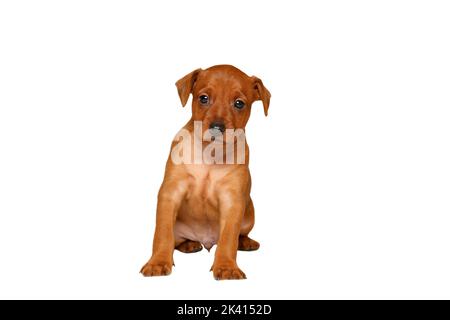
175;65;271;134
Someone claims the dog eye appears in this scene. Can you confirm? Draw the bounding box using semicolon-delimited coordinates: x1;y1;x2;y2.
234;99;245;109
199;95;209;105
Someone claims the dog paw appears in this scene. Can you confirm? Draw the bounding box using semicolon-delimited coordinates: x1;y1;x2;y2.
212;264;246;280
140;260;172;277
238;236;260;251
176;240;203;253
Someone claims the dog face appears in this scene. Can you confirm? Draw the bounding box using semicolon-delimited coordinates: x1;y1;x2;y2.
176;65;271;134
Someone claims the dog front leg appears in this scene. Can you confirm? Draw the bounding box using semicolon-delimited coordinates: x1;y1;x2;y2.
212;195;247;280
141;181;186;277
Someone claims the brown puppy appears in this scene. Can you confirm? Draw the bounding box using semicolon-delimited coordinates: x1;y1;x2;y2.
140;65;270;280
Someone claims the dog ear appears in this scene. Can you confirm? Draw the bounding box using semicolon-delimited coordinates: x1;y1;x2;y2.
175;68;202;107
252;76;271;116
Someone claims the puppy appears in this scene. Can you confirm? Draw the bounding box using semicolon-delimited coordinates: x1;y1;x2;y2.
140;65;270;280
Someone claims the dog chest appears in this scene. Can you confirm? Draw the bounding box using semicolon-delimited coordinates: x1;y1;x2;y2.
184;164;232;205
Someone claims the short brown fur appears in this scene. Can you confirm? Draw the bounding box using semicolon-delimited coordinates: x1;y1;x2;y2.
140;65;270;280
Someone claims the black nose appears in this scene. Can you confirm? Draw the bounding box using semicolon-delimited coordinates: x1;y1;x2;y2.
209;121;225;133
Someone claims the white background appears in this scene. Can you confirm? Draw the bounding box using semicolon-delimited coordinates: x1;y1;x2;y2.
0;1;449;299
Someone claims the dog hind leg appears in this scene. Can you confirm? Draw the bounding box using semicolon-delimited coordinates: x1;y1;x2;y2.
238;198;260;251
176;240;203;253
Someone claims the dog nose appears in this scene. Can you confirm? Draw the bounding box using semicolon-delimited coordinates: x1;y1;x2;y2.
209;121;225;133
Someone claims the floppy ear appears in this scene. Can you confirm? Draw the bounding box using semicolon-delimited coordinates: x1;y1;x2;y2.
252;76;271;116
175;68;202;107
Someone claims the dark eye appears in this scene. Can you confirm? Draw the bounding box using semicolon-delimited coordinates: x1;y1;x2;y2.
199;95;209;105
234;99;245;109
